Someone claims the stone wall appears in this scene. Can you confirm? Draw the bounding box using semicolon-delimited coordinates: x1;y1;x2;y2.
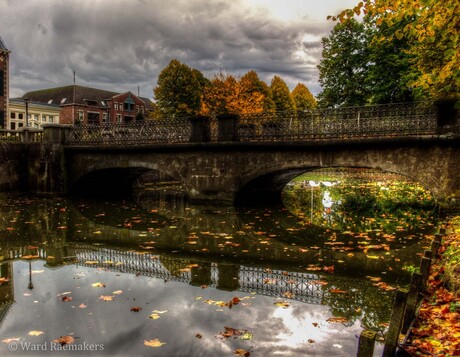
0;142;27;191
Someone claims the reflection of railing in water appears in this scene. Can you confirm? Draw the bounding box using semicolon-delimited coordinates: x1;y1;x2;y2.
71;244;324;304
5;246;48;260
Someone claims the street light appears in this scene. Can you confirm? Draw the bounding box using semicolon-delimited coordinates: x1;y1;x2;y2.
23;97;30;127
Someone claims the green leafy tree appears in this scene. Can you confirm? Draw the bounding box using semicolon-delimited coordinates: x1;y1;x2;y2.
270;76;296;112
365;16;417;103
334;0;459;100
291;83;317;111
153;59;204;117
317;19;370;107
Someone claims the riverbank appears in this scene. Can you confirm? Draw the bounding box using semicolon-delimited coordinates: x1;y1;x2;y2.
401;216;460;356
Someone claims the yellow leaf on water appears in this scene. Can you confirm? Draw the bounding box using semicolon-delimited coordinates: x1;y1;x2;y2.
112;290;123;295
144;338;166;348
149;313;160;319
28;331;44;336
366;255;379;259
91;282;106;288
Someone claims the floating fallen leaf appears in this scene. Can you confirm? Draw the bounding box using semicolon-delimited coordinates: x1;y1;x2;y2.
130;306;142;312
79;303;87;309
149;313;160;319
308;339;315;343
144;338;166;348
112;290;123;295
234;349;251;356
240;332;253;340
91;282;106;288
61;295;73;302
329;288;348;294
218;326;245;339
99;295;114;301
28;331;44;336
31;270;45;274
196;333;202;339
2;337;20;343
53;336;75;346
274;301;290;309
311;280;328;286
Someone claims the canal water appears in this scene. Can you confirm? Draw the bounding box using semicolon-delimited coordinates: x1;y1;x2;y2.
0;170;439;356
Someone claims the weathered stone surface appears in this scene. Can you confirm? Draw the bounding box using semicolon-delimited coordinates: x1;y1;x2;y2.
0;142;27;191
64;136;460;208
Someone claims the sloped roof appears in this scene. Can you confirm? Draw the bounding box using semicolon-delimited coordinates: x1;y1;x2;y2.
23;85;154;110
0;36;9;52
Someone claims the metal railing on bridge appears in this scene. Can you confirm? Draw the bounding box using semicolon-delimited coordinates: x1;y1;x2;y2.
65;101;441;146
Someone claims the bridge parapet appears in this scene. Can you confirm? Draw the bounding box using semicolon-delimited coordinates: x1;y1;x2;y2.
63;101;455;147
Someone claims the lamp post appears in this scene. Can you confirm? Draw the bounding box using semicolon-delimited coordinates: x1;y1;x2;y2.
23;97;30;127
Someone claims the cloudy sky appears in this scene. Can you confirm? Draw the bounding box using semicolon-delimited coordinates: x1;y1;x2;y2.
1;0;358;99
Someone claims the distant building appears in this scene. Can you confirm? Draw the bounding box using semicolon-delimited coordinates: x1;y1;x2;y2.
23;85;154;125
0;36;10;129
8;98;60;130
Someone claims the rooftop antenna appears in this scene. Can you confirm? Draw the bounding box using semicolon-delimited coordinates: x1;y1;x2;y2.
138;85;140;97
73;70;76;85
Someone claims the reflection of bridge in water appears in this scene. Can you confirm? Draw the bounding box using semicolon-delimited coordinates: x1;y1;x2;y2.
71;244;324;304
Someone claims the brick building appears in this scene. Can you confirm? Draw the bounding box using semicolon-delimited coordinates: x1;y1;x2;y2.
0;36;10;129
23;85;154;125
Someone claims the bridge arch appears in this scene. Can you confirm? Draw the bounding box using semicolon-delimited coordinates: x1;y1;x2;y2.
235;165;436;206
67;156;185;198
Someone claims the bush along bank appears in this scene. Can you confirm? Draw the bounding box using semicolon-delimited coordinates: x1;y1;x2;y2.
400;217;460;356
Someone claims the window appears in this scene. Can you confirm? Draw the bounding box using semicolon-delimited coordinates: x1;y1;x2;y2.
78;110;84;122
136;105;139;113
114;102;118;110
49;116;54;123
10;112;16;119
141;106;144;114
18;123;23;128
48;100;53;104
119;102;123;111
34;114;39;121
10;122;16;130
18;113;23;119
60;98;67;104
116;114;122;123
102;113;108;123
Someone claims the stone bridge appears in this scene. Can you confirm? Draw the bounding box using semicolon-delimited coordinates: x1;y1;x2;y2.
64;137;460;207
2;101;459;208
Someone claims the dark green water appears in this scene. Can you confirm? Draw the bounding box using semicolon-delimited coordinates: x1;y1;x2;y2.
0;171;439;356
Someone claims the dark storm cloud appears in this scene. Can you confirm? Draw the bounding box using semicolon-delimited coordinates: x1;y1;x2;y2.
0;0;334;98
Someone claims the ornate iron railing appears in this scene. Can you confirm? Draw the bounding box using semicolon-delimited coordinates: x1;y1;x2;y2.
238;101;438;141
0;129;22;142
66;102;441;146
67;117;192;146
